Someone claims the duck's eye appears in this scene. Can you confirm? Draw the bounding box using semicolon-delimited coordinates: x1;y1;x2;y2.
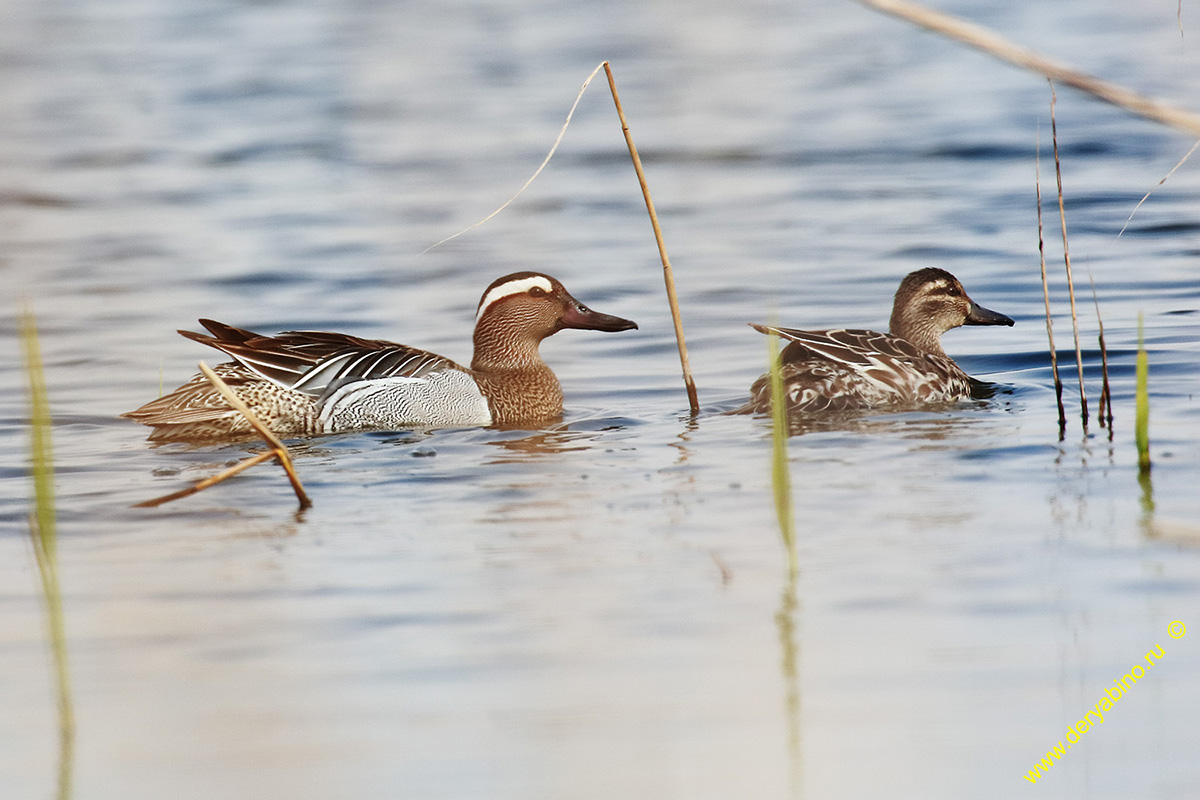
528;286;548;298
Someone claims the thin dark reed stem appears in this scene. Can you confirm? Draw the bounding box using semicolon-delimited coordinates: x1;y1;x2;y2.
603;62;700;416
1049;83;1089;430
1035;138;1067;438
1098;330;1113;432
1087;272;1114;433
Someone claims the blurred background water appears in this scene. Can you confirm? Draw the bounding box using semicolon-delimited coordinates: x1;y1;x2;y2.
2;0;1199;798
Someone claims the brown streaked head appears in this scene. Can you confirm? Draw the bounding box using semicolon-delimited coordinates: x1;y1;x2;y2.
471;271;637;371
888;267;1013;355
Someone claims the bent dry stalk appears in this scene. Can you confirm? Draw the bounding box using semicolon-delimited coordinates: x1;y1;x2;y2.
858;0;1200;136
136;361;312;510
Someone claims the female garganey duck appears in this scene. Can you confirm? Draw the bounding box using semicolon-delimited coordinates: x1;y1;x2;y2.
124;272;637;441
740;268;1014;414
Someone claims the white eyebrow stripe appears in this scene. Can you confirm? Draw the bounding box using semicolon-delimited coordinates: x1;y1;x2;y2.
476;276;553;322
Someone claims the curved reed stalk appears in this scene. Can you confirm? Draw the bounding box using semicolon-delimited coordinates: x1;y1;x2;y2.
859;0;1200;136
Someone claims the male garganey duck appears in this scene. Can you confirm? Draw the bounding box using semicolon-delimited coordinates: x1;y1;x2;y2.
124;272;637;441
740;268;1014;414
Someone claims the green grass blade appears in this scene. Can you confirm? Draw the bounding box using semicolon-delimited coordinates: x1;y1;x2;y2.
22;307;56;557
1135;312;1151;475
767;329;798;578
20;305;75;800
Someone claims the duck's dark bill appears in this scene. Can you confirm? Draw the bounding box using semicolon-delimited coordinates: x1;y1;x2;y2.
560;303;638;332
965;302;1015;327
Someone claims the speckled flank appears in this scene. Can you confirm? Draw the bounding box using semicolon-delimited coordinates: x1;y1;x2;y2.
122;362;323;441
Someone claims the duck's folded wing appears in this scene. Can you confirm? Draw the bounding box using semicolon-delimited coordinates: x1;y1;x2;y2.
750;323;933;401
751;324;924;365
181;320;467;398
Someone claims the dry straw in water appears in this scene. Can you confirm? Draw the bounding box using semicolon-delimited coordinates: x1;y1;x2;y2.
424;61;699;415
1049;84;1090;430
1034;138;1067;437
135;361;312;510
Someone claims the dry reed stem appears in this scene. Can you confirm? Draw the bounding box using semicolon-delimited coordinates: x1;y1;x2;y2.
134;451;278;508
423;64;608;252
1088;272;1114;432
1035;140;1067;437
603;62;700;415
1098;331;1113;430
423;62;699;414
1118;138;1200;238
710;551;733;585
1049;84;1089;430
136;362;312;510
858;0;1200;137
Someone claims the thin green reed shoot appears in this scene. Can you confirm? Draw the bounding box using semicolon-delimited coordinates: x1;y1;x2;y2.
1136;312;1151;475
767;329;798;579
20;305;75;800
23;308;56;551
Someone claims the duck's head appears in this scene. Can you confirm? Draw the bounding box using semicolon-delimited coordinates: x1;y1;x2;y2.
889;267;1014;354
473;272;637;364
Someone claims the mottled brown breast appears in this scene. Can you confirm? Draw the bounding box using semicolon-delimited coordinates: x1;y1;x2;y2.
472;363;564;425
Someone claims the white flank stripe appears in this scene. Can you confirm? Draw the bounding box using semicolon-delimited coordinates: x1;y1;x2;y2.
292;353;356;392
476;276;553;322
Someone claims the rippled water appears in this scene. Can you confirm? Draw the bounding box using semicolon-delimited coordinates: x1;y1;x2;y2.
3;0;1200;798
